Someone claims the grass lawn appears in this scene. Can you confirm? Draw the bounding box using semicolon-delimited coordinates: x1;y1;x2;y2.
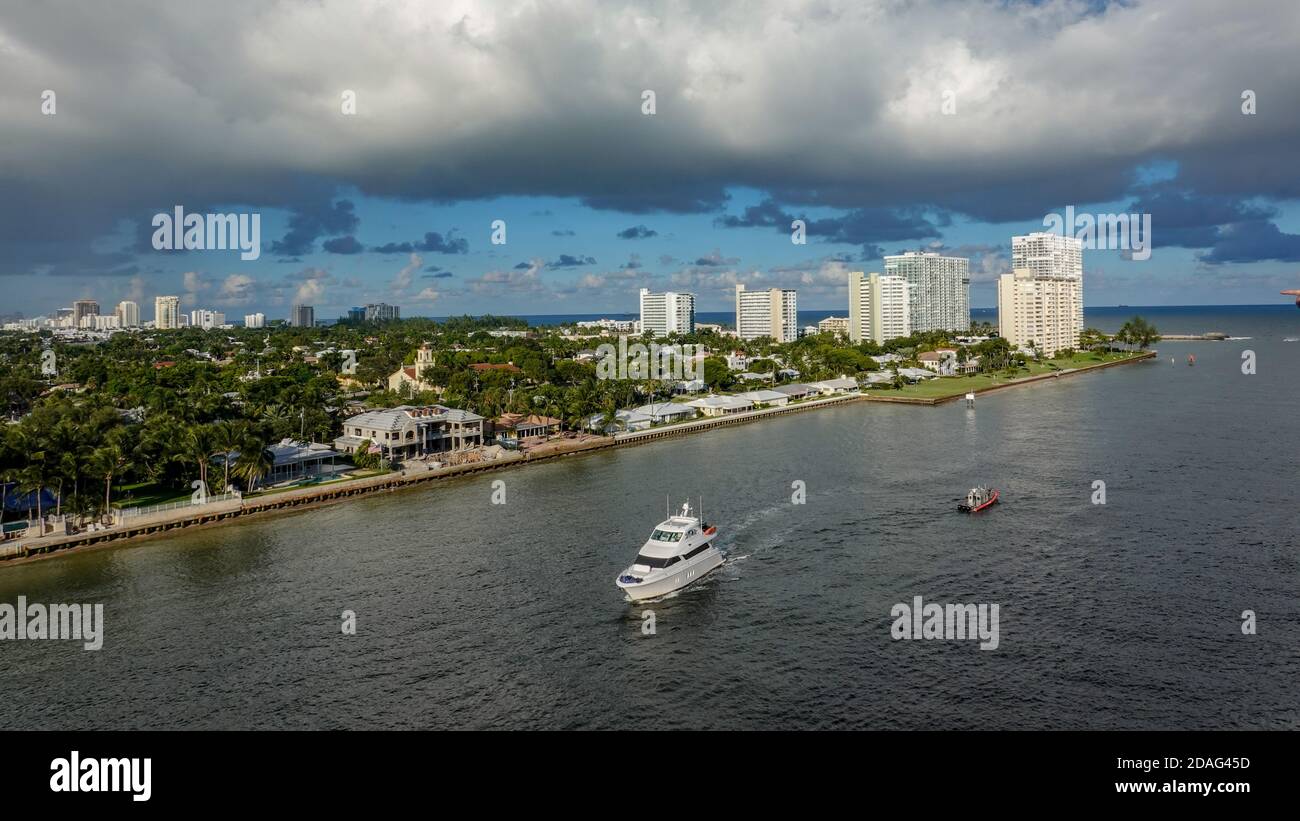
110;481;193;508
869;350;1149;401
245;468;392;497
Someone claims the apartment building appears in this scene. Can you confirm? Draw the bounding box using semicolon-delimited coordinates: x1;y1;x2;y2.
639;288;695;336
883;251;970;333
734;285;798;342
848;271;911;344
996;267;1083;357
155;295;181;329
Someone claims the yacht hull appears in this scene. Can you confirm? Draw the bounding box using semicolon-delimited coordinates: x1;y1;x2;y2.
617;547;724;601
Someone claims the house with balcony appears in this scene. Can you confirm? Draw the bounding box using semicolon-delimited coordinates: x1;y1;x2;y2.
333;405;485;459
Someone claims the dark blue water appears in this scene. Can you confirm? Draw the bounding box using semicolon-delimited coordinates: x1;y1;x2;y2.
1;306;1297;729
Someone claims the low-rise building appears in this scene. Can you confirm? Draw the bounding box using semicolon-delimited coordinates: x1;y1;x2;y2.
334;405;485;458
632;402;697;424
807;377;860;395
490;413;561;447
772;383;818;401
686;395;754;417
735;389;789;407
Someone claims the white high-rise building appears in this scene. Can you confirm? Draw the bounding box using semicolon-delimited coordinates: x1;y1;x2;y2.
190;309;225;330
848;271;911;344
1013;232;1084;330
997;267;1083;357
638;288;695;337
91;314;122;331
115;300;140;327
734;285;798;342
883;251;970;333
244;312;266;328
155;295;181;329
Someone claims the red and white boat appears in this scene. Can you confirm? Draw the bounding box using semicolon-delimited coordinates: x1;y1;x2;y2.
958;486;999;513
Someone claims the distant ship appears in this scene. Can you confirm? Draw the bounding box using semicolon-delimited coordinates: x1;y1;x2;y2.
1188;354;1196;366
616;500;723;601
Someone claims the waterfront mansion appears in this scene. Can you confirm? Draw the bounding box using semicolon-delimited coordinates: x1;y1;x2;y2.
334;404;485;459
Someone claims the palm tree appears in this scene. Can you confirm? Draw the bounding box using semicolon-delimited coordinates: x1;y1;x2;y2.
182;424;214;494
211;420;247;492
233;442;274;492
90;443;132;519
16;450;54;532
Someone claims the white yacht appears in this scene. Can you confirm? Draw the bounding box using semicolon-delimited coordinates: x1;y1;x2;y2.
616;501;723;601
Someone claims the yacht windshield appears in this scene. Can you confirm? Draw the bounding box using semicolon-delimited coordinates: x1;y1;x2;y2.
634;554;680;568
651;529;683;542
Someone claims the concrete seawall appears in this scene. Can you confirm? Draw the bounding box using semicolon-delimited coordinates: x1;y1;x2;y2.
0;353;1152;566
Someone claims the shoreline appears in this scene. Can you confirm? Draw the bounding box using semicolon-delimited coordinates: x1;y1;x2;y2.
1;351;1154;567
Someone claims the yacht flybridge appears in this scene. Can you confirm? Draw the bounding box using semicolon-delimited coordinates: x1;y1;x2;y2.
616;500;723;601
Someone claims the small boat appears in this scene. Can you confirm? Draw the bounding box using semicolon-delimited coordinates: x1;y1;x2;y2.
616;500;724;601
958;486;999;513
1187;354;1196;366
1284;337;1299;343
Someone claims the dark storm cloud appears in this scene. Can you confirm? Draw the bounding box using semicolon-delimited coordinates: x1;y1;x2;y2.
270;200;359;257
617;225;658;239
1;0;1298;282
323;235;364;254
547;254;597;268
716;199;943;249
372;231;467;255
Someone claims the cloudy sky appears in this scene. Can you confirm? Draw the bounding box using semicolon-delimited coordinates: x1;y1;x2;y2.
2;0;1298;320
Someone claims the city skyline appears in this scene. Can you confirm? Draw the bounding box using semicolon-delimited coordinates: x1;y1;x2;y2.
2;1;1298;318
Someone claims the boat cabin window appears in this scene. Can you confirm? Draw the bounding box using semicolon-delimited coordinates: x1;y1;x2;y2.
651;529;682;542
635;554;680;568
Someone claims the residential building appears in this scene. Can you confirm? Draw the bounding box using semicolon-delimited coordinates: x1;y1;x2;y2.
734;285;798;342
884;251;970;333
772;383;818;401
90;314;121;331
817;316;850;338
155;295;181;329
735;389;789;407
221;439;342;487
1013;232;1084;330
365;303;400;321
631;402;697;424
575;318;638;334
639;288;695;336
848;271;911;344
244;312;266;328
73;300;99;327
333;405;485;458
997;267;1083;357
190;309;225;330
115;300;140;327
290;305;315;328
686;394;754;417
490;413;562;447
585;408;652;434
807;377;860;395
